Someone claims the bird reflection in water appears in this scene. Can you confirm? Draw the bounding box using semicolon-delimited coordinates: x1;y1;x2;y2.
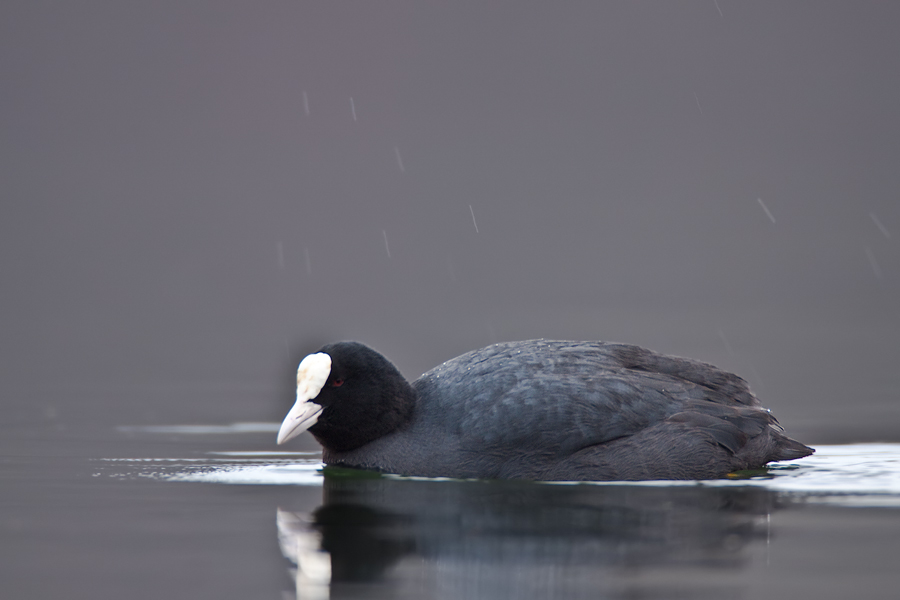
276;468;785;600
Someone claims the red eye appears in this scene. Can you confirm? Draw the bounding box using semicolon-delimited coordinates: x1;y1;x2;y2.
332;379;344;387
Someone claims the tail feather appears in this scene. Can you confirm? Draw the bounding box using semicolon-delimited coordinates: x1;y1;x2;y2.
772;435;814;461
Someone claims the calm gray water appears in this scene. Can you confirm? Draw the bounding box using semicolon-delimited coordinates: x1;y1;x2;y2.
3;2;900;599
2;416;898;600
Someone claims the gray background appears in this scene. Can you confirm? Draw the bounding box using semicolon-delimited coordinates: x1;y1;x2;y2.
3;1;898;443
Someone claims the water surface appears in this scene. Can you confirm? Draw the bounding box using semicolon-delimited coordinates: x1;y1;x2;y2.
4;422;897;600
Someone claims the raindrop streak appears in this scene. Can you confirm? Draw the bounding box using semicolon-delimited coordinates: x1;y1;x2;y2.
276;241;285;269
865;246;883;279
304;247;312;275
757;198;776;224
350;97;357;121
469;205;479;233
694;92;704;115
383;230;392;258
717;327;735;356
394;147;405;172
302;92;309;116
714;0;723;18
870;211;891;239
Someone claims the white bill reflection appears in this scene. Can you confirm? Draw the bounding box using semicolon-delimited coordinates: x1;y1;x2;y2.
277;508;331;600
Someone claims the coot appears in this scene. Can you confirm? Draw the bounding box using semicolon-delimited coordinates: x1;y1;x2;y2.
276;340;813;481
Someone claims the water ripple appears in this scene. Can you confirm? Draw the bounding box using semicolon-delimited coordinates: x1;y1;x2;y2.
99;444;900;507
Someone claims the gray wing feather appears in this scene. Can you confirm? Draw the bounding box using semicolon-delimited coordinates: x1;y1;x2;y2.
413;340;760;454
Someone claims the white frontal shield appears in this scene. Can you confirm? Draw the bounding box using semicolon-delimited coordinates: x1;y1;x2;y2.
277;352;332;445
